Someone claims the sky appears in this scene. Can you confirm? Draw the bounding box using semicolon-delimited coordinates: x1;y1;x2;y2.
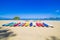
0;0;60;18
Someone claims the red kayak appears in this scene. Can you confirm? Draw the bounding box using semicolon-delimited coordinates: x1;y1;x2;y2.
36;22;44;27
14;22;21;27
22;23;26;27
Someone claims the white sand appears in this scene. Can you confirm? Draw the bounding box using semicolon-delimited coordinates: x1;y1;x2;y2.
0;20;60;40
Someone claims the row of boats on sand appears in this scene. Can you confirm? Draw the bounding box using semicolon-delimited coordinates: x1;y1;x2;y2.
2;21;53;28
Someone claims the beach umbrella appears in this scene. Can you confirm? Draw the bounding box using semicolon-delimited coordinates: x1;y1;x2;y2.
36;22;44;27
30;22;33;27
43;23;49;27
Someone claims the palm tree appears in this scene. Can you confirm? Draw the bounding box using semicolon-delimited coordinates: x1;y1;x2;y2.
13;16;20;20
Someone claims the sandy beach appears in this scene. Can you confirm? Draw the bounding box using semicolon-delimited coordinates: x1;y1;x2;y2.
0;20;60;40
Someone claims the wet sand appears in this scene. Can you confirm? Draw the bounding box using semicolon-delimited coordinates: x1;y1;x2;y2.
0;20;60;40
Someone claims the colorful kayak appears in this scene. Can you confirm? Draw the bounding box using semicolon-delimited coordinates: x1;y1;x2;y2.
25;22;29;27
43;23;49;27
14;23;21;27
2;24;8;26
30;22;33;27
2;21;53;28
36;22;44;27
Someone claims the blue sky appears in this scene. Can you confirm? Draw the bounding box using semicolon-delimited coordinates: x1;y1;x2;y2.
0;0;60;18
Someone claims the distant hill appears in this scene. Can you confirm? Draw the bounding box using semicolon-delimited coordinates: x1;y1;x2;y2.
20;17;60;20
42;17;60;20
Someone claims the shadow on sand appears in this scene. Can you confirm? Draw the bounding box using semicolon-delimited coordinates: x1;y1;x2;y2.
46;36;60;40
0;27;16;40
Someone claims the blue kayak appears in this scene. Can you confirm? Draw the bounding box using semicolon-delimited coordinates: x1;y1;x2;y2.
30;23;33;27
43;23;49;27
2;24;7;26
